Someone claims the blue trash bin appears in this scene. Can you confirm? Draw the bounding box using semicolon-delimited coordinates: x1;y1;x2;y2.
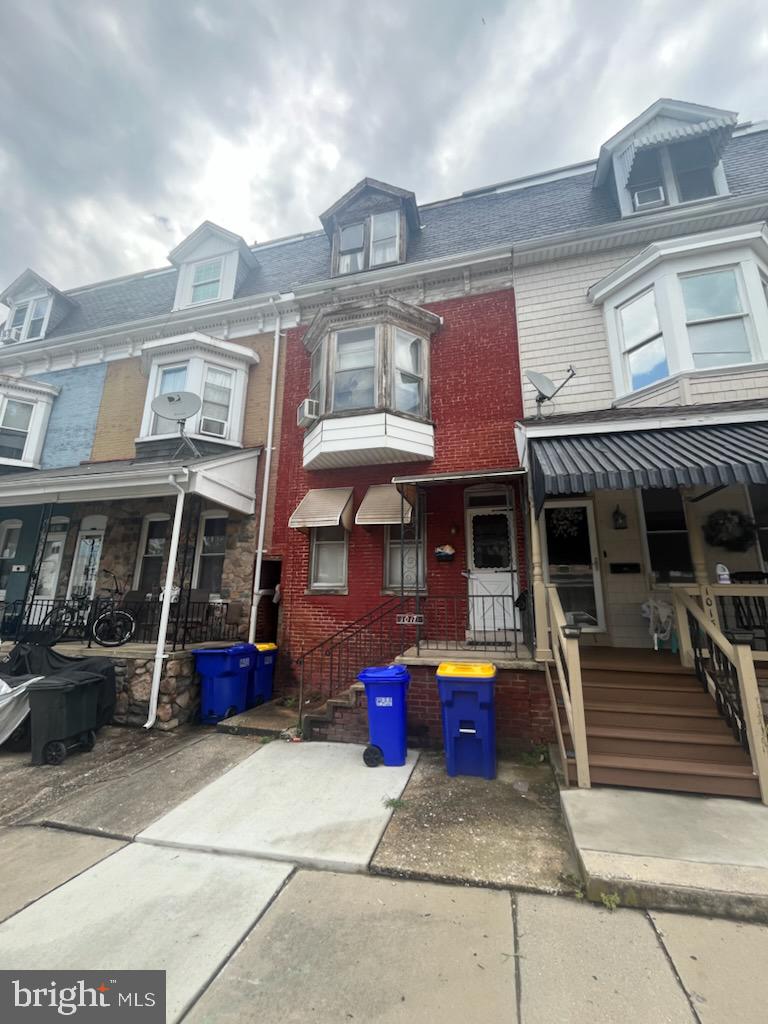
247;643;277;707
436;662;497;779
194;643;255;723
357;664;410;767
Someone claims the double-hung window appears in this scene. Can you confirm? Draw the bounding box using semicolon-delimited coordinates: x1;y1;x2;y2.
310;526;347;590
336;210;401;274
201;367;233;437
385;519;425;591
152;365;188;434
195;513;228;593
309;343;325;408
394;330;424;415
670;139;717;203
642;490;694;583
619;289;668;391
333;327;377;411
6;297;50;341
370;211;399;266
680;268;752;370
338;224;365;274
190;259;223;304
136;516;169;593
0;399;34;460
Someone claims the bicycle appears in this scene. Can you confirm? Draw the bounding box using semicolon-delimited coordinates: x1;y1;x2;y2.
39;569;136;648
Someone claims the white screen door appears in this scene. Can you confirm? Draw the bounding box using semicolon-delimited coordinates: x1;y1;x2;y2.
67;515;107;600
541;500;605;631
466;499;519;641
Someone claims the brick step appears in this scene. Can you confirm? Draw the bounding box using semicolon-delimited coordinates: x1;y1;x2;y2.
562;723;750;764
301;685;366;742
582;684;712;708
584;702;730;732
567;753;760;799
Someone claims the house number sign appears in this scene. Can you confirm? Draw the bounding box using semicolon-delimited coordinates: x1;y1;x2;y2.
396;613;425;625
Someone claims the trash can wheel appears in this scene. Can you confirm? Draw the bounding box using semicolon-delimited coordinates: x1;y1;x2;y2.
80;730;96;752
43;740;68;766
225;705;238;719
363;744;384;767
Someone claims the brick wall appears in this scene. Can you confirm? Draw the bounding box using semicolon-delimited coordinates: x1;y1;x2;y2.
272;289;527;690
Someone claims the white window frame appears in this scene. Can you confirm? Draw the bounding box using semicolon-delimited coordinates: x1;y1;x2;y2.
679;266;753;371
617;288;667;394
620;143;728;218
0;381;57;469
4;295;52;342
200;365;234;438
190;257;223;305
599;235;768;398
192;510;228;594
172;250;241;310
309;526;348;592
34;516;69;602
637;488;695;586
133;513;171;591
139;337;252;445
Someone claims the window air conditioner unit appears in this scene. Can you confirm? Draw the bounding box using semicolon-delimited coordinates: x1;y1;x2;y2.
633;185;666;211
296;398;320;428
0;327;22;343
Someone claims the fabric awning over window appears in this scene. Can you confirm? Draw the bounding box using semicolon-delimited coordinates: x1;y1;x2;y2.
529;421;768;515
289;487;354;531
355;484;413;526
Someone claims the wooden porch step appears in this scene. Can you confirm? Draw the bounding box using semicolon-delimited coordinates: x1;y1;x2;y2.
580;652;693;675
563;723;750;764
567;753;760;799
584;702;730;732
581;671;700;690
582;683;712;708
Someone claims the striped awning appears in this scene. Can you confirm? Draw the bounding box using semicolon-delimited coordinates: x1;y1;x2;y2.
355;484;412;525
529;421;768;515
288;487;354;531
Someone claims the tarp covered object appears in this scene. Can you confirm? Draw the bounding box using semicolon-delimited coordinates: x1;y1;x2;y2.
0;675;42;747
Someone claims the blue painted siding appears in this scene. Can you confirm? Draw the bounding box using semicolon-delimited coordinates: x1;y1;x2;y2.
33;364;108;469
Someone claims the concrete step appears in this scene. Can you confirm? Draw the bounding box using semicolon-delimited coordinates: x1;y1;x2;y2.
563;723;750;764
567;753;760;799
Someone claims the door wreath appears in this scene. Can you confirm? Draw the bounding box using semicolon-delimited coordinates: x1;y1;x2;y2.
703;509;757;552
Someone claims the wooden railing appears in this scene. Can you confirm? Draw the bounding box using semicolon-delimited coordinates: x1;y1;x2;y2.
672;589;768;805
543;583;590;788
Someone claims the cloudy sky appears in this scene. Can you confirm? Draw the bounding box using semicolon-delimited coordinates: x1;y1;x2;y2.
1;0;766;292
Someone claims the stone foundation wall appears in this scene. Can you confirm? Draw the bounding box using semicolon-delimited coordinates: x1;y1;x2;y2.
113;652;199;731
304;667;554;752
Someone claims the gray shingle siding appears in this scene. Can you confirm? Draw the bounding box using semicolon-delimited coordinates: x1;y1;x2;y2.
23;129;768;343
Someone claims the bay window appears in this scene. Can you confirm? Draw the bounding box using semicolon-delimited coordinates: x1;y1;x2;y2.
680;269;751;369
201;367;233;436
309;526;348;591
152;365;188;433
333;328;377;411
394;330;423;414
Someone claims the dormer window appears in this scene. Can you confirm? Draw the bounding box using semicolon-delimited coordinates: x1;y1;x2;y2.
670;139;717;202
336;211;401;275
191;258;223;304
628;150;666;211
5;296;51;341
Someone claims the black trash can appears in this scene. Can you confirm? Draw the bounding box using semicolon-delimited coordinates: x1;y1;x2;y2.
28;672;104;765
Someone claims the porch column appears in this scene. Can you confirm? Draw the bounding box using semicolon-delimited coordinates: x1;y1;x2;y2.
682;487;719;628
529;495;551;661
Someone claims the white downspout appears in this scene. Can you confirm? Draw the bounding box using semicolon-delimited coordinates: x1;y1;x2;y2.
144;471;187;729
248;303;282;644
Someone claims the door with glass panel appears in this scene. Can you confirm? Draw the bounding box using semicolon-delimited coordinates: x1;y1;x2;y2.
0;519;22;602
30;517;69;621
541;501;605;631
465;492;519;643
67;515;107;600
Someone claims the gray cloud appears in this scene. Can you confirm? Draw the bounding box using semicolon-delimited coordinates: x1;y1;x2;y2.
0;0;766;292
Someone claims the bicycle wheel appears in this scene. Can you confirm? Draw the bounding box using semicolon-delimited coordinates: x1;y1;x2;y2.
40;604;77;645
91;610;135;647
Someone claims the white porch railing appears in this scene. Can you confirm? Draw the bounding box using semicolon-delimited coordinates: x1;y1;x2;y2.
543;583;590;788
672;588;768;805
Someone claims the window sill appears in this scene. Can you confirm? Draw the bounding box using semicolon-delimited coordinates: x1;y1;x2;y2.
381;589;427;597
305;588;349;596
317;407;433;426
0;457;40;470
621;192;730;220
614;359;768;406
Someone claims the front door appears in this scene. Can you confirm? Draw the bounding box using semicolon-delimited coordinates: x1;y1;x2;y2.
541;500;605;631
67;515;107;600
466;500;519;642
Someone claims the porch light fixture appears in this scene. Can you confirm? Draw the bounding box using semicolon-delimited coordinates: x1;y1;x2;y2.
612;505;628;530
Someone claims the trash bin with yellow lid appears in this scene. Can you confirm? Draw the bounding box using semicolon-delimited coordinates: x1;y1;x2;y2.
436;661;497;779
247;643;278;707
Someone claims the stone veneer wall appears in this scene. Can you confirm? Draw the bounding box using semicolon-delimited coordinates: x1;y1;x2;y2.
113;652;198;731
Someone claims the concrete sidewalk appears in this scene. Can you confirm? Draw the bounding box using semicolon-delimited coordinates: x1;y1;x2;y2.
561;787;768;920
138;741;418;871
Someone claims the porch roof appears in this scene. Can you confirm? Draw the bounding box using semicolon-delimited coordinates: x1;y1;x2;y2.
0;448;261;514
528;420;768;514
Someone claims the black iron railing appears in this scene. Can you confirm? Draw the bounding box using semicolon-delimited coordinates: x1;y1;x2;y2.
716;590;768;652
685;607;749;751
413;593;530;659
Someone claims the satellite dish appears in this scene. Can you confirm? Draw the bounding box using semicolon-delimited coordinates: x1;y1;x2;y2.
150;391;203;458
526;371;557;401
150;391;202;422
525;366;576;417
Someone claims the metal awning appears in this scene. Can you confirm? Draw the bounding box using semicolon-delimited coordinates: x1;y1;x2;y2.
289;487;354;531
529;421;768;515
392;467;525;488
355;484;412;525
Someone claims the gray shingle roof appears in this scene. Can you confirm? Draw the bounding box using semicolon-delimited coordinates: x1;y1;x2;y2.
23;128;768;342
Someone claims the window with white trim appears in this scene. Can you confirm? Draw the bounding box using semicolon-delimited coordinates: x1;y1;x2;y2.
335;210;402;275
152;365;188;434
194;513;228;593
201;366;233;437
641;490;694;583
5;296;51;341
618;289;669;392
190;258;223;304
0;519;22;599
384;518;426;591
680;268;751;370
309;526;347;591
0;399;34;461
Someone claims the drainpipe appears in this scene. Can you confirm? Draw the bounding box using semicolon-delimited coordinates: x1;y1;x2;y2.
144;471;188;729
248;303;282;644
